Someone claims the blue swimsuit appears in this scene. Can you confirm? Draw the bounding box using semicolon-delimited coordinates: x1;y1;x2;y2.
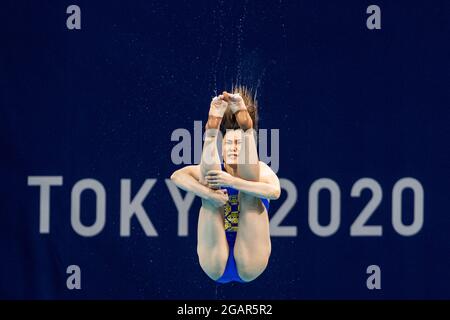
215;185;270;284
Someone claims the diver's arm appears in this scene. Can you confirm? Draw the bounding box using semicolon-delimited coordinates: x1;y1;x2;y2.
170;165;228;205
170;165;212;199
232;175;280;200
205;162;281;200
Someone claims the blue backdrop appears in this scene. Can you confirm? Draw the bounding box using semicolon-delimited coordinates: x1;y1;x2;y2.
1;0;449;299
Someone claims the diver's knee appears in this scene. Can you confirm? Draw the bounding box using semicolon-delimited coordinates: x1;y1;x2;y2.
236;260;269;282
197;247;228;280
234;248;270;282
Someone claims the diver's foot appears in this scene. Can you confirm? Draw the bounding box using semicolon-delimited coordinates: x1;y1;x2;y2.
222;91;253;131
206;95;228;130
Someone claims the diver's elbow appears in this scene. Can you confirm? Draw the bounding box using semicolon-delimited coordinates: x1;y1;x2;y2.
269;187;281;200
170;171;179;182
274;187;281;200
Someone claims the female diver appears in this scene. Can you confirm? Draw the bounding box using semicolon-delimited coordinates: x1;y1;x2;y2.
171;87;280;283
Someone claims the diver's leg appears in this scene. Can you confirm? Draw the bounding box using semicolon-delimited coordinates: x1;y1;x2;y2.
236;128;260;182
233;125;271;282
224;93;270;281
197;200;229;280
233;199;271;282
197;96;229;280
223;92;260;181
199;96;227;182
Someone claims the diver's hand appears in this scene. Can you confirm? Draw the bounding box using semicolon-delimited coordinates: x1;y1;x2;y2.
206;170;236;188
207;188;229;207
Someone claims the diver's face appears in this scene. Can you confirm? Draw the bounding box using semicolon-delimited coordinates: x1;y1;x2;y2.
223;130;242;165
